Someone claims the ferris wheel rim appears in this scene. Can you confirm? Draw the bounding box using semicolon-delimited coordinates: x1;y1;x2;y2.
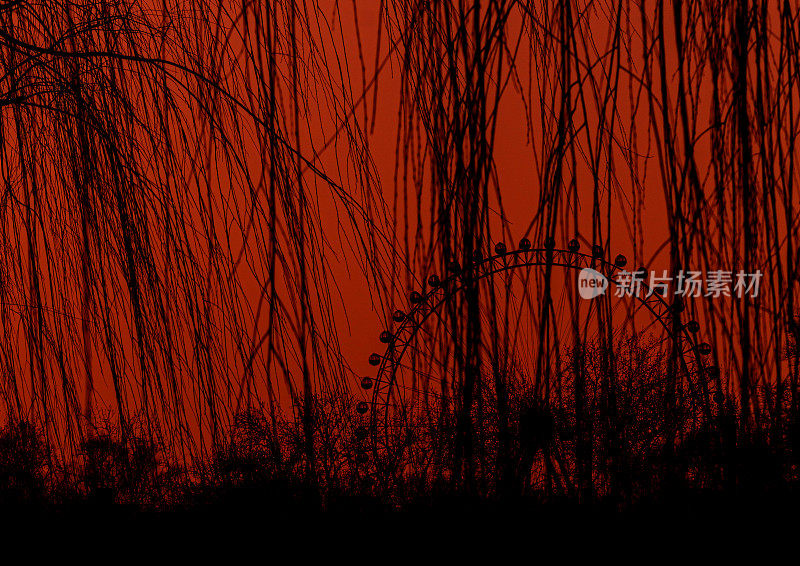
360;243;717;460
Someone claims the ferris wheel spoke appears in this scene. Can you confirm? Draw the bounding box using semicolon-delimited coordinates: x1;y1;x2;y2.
364;247;711;467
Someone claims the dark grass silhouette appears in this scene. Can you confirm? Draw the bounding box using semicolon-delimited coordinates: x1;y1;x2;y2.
0;339;795;513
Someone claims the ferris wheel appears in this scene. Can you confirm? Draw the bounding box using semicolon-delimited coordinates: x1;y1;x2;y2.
354;239;721;493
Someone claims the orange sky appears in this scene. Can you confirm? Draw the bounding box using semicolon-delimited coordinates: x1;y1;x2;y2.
0;0;792;457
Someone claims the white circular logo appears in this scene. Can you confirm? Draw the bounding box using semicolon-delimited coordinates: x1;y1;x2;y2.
578;267;608;299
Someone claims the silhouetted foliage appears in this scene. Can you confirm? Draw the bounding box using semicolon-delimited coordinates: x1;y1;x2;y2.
0;0;799;513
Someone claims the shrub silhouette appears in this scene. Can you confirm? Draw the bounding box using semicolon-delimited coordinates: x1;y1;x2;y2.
0;421;47;504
